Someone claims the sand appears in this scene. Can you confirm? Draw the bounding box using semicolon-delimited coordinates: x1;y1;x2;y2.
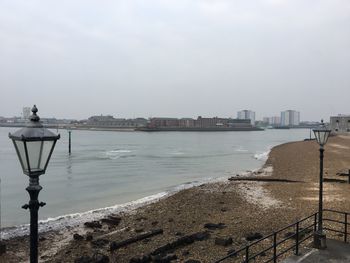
1;135;350;263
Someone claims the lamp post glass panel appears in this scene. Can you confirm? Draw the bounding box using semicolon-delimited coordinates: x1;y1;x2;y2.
9;105;60;263
313;120;331;249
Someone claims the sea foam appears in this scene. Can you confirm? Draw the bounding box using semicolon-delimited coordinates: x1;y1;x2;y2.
105;149;133;159
1;191;167;240
1;175;231;240
253;150;270;161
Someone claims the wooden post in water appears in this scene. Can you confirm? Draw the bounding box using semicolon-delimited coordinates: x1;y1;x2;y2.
68;130;71;154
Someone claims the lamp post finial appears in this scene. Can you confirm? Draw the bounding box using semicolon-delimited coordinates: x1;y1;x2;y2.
30;105;40;122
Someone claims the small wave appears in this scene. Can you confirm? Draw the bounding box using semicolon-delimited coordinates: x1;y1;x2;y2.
254;150;270;161
144;152;234;159
2;174;234;240
235;147;248;152
107;150;132;154
170;151;185;155
119;155;136;159
105;149;134;160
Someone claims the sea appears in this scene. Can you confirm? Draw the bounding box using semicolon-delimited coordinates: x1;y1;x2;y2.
0;127;311;238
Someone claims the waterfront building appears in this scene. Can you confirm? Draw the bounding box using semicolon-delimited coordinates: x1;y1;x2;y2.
41;118;58;124
87;115;148;128
271;116;281;126
263;116;281;126
149;118;179;128
148;116;253;129
237;110;255;125
179;118;195;128
227;119;252;128
280;110;300;126
330;115;350;133
195;116;229;128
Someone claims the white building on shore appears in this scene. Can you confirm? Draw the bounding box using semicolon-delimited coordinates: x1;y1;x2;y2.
263;116;281;126
280;110;300;126
330;115;350;133
237;110;255;126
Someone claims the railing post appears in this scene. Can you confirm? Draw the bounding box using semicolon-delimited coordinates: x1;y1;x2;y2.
245;246;249;263
295;222;299;255
273;232;277;263
345;213;348;243
314;213;317;232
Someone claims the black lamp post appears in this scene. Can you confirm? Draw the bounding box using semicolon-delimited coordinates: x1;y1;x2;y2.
9;105;60;263
313;119;331;249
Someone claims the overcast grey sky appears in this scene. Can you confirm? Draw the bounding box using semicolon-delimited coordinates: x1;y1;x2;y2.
0;0;349;121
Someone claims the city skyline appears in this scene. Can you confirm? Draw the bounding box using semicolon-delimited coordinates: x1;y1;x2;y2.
3;103;347;122
0;106;320;123
1;1;349;121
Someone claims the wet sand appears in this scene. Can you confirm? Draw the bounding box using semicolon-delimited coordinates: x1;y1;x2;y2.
2;135;350;263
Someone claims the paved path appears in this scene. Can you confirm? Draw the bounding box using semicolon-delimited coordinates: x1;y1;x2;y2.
283;239;350;263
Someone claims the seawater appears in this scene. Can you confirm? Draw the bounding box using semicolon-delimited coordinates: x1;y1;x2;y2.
0;127;310;238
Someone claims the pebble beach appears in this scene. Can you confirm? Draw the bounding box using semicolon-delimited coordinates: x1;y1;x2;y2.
2;135;350;263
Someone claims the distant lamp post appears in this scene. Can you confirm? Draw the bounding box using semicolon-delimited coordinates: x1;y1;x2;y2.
9;105;60;263
313;119;331;249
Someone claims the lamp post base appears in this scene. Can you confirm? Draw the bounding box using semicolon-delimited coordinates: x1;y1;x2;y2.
313;231;327;249
0;241;6;255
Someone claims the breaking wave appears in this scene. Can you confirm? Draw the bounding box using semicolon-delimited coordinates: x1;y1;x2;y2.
1;175;230;240
1;192;166;240
254;150;270;161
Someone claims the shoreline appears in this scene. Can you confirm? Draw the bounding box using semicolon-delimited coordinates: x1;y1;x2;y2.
2;135;350;262
1;161;270;240
0;175;273;263
1;125;280;230
1;145;271;237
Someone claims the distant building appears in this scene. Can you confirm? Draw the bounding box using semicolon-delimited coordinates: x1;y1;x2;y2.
237;110;255;126
195;116;231;128
330;115;350;133
280;110;300;126
23;107;31;121
87;115;147;128
149;117;179;128
179;118;195;128
148;116;253;129
41;118;58;124
298;121;319;128
263;116;281;126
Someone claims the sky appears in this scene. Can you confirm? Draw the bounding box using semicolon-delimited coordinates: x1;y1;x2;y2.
0;0;349;121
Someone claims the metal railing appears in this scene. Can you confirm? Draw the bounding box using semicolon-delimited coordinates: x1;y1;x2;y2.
323;209;349;243
214;209;349;263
